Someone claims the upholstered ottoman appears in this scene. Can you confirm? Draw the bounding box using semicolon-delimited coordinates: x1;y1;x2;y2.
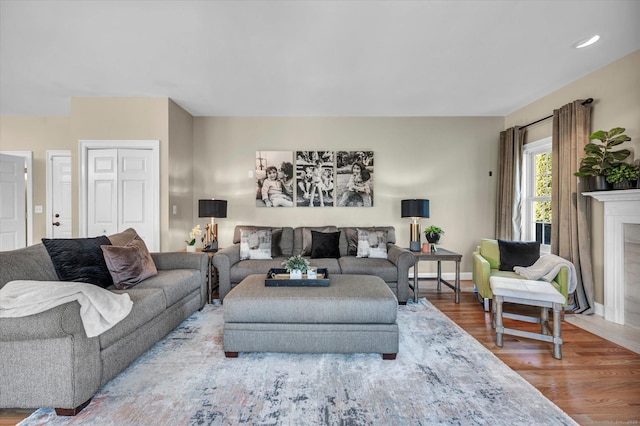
223;274;399;359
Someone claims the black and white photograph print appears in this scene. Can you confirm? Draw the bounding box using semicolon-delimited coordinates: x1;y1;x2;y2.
336;151;374;207
255;151;295;207
295;151;335;207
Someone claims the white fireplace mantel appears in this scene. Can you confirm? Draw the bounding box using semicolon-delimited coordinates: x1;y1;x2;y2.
584;189;640;324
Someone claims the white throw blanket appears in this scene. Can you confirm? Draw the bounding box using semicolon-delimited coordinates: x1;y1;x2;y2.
0;280;133;338
514;254;577;293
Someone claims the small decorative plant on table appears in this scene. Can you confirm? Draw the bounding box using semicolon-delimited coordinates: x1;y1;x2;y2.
282;254;310;279
185;225;202;252
424;225;444;244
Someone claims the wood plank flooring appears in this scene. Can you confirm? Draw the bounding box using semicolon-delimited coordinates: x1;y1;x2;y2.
2;280;639;426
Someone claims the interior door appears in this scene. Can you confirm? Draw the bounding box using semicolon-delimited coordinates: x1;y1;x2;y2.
86;148;156;249
0;153;26;250
50;154;72;238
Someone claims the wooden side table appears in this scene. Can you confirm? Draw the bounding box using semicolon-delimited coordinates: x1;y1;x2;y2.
181;248;220;304
408;247;462;304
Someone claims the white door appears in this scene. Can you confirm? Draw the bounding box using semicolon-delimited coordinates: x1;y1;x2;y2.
49;153;72;238
87;148;156;250
0;153;26;250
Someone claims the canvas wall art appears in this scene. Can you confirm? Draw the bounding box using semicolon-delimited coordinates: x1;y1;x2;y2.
295;151;335;207
255;151;295;207
336;151;374;207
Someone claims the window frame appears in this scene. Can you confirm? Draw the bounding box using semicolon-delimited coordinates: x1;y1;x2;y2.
522;137;552;253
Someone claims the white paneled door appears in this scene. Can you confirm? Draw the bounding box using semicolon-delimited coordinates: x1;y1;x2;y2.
0;153;26;250
87;148;156;250
49;153;72;238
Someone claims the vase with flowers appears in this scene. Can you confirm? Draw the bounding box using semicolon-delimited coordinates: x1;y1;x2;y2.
185;225;202;252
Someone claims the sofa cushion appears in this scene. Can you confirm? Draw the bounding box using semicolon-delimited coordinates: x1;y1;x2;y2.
498;239;540;271
341;226;397;256
101;236;158;290
99;287;166;349
234;226;286;257
42;236;114;288
0;244;58;288
310;230;341;259
338;257;398;282
295;226;338;256
230;258;289;283
134;269;202;307
240;229;273;260
356;228;388;259
305;258;341;275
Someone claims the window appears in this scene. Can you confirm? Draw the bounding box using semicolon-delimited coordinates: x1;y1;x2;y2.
522;137;551;252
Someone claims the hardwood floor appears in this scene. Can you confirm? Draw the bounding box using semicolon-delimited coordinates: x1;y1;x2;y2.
2;280;639;425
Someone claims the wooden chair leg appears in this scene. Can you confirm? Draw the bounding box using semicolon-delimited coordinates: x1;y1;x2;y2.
55;398;92;416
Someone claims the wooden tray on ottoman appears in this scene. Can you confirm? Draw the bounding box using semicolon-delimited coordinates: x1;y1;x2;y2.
265;268;330;287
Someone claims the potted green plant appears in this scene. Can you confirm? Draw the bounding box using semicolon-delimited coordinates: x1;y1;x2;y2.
605;162;640;190
423;225;444;244
282;254;310;279
574;127;632;191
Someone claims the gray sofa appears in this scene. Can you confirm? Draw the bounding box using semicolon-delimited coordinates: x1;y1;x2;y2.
213;225;415;303
0;229;208;415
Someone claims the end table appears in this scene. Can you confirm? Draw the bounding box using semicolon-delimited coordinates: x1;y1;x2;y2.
181;248;220;304
408;247;462;303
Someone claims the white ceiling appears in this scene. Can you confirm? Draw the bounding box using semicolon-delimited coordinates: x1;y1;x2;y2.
1;1;639;117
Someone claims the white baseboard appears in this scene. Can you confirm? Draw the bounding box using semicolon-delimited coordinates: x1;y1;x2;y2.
410;272;472;281
594;302;604;317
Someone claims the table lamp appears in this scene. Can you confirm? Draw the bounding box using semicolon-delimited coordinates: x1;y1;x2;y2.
198;199;227;252
401;199;430;252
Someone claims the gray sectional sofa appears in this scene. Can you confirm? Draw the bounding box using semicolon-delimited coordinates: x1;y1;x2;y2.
0;229;208;415
213;225;415;303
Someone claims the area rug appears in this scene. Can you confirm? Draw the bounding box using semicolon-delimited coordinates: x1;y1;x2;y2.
19;299;577;425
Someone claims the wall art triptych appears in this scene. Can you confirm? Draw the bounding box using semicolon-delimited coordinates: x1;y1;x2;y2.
255;150;374;208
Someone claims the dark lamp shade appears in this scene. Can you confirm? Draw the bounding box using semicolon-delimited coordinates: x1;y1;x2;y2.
198;199;227;218
401;199;430;218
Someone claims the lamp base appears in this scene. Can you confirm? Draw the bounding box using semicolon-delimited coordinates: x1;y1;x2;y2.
410;241;421;252
203;241;218;252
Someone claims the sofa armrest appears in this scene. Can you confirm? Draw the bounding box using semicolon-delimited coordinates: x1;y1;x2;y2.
0;301;102;409
151;252;207;271
387;244;415;303
472;250;492;299
212;244;241;300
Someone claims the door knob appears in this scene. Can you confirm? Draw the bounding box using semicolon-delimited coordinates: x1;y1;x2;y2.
53;221;60;227
55;213;60;218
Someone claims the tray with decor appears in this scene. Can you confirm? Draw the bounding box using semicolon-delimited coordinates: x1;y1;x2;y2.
265;268;330;287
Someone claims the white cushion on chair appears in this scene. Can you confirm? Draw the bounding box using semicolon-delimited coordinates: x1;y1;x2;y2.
490;276;565;304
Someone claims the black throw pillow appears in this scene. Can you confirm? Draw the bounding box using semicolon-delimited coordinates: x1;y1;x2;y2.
42;236;114;288
497;239;540;272
310;230;341;259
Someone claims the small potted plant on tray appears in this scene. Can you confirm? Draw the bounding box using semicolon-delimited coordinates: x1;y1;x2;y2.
282;254;310;279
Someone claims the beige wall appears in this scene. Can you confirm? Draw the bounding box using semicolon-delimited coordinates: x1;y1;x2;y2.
0;97;196;252
193;116;504;273
0;116;71;241
168;100;195;249
505;49;640;304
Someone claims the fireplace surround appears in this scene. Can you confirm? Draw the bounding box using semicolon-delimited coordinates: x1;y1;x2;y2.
584;189;640;325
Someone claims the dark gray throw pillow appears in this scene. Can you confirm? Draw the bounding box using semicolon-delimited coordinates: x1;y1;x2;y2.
497;239;540;272
310;230;341;259
42;236;114;288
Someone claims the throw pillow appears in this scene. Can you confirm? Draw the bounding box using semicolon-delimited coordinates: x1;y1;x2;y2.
344;227;377;256
42;236;114;288
310;230;341;259
498;239;540;271
101;236;158;290
302;226;338;256
240;229;273;260
356;228;388;259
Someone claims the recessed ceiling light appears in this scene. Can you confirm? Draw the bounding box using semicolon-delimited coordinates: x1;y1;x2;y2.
574;35;600;49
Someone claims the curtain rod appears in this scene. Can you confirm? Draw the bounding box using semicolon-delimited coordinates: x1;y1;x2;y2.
519;98;593;130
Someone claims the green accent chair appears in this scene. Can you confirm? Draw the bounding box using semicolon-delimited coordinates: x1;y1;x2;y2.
472;238;570;311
